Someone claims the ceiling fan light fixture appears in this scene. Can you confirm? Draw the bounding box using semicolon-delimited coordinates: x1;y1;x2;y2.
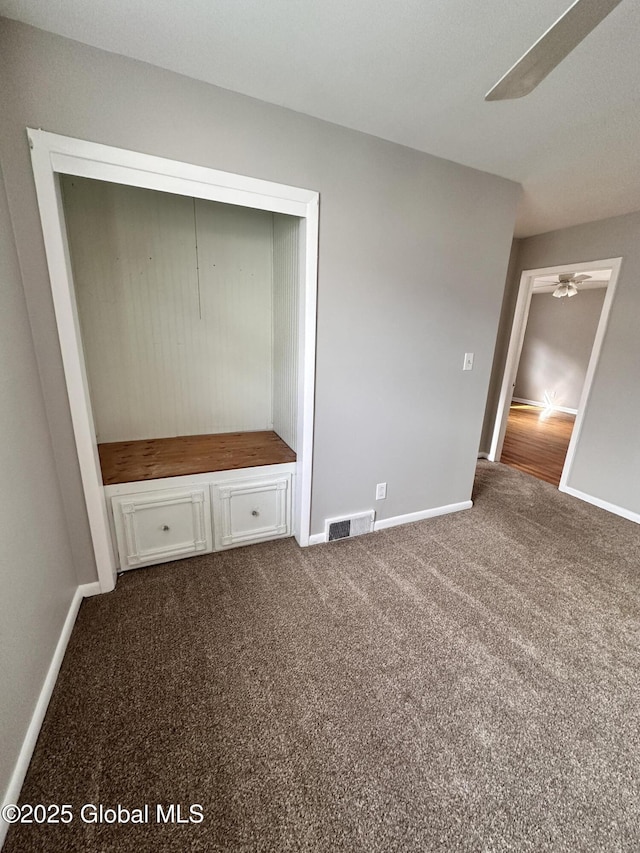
552;275;583;298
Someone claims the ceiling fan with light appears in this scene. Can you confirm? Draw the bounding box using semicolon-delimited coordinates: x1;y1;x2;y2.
551;273;591;298
485;0;624;101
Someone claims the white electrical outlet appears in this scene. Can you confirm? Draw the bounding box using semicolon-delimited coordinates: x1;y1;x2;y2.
376;482;387;500
463;352;474;371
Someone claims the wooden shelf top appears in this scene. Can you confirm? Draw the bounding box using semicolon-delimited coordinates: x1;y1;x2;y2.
99;430;296;486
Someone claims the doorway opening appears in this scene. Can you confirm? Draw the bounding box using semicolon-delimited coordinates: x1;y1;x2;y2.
488;257;622;493
28;129;319;593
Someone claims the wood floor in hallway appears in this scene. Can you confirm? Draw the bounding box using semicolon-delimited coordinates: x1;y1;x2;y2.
500;403;576;487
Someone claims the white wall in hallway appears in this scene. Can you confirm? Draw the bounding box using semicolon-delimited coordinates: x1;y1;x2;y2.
514;288;606;411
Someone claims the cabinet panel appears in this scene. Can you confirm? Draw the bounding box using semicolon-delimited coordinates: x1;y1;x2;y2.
212;474;291;550
112;487;212;569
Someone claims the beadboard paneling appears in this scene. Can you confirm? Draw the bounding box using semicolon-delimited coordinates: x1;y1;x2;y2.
272;214;299;452
194;197;274;435
62;176;274;441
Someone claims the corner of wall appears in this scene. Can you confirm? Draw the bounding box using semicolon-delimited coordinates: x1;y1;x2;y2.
479;237;522;455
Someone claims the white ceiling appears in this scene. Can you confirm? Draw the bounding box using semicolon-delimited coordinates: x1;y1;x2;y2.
2;0;639;237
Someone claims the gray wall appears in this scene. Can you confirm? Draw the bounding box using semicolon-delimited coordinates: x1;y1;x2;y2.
0;19;519;585
482;211;640;516
514;289;606;411
0;162;78;806
480;238;521;453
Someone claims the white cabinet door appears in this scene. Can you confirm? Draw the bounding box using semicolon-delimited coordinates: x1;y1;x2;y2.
112;487;212;570
212;474;291;550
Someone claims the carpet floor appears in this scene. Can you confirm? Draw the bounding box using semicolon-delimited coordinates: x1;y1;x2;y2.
6;461;640;852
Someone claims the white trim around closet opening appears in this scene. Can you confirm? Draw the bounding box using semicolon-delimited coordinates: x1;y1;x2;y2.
28;129;319;594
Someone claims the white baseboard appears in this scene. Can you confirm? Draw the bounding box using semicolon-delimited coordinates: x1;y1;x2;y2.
374;500;473;531
559;485;640;525
309;500;474;545
1;581;96;847
512;396;578;416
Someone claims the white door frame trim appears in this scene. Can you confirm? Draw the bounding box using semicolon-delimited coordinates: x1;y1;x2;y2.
488;257;622;494
28;129;319;593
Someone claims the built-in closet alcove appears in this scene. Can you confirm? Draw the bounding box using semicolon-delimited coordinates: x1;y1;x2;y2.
29;129;318;592
61;175;301;570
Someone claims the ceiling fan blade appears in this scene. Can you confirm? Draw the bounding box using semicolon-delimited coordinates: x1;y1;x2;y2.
573;274;592;281
485;0;624;101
